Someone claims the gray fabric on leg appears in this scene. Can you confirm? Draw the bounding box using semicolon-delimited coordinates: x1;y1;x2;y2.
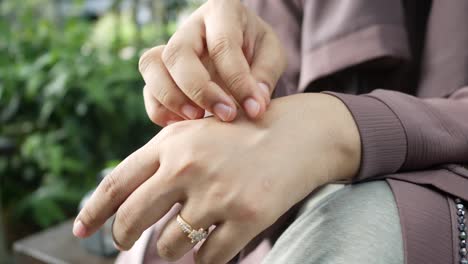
262;181;403;264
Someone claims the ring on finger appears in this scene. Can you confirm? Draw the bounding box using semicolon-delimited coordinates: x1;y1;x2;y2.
176;214;208;244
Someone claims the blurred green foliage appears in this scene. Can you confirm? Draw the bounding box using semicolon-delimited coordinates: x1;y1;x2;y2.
0;0;191;239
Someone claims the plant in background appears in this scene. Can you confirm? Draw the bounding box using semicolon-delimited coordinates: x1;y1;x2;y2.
0;0;192;245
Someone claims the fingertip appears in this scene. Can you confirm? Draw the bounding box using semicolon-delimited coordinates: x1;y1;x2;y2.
243;97;261;119
73;220;87;238
213;103;237;122
181;104;203;120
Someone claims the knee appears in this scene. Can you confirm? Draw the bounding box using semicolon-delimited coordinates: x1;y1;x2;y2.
264;181;403;264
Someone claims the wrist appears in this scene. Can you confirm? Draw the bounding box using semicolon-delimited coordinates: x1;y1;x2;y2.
262;93;361;186
291;93;361;184
293;93;361;185
323;94;361;183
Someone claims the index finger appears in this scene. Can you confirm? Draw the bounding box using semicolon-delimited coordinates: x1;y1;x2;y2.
73;137;161;238
161;14;239;122
204;2;267;119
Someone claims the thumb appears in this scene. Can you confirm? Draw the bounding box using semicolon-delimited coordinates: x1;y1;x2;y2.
250;26;287;105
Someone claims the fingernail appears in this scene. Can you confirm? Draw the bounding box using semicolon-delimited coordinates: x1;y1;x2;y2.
182;104;199;120
243;98;260;118
213;103;234;121
258;82;270;104
73;220;87;238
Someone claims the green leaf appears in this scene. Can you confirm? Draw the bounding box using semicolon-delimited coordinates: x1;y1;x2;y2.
0;92;20;122
43;72;69;99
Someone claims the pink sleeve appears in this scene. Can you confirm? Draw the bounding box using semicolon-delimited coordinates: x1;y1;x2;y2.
325;87;468;180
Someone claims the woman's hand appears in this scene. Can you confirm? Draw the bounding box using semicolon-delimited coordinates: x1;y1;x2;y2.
73;93;361;264
139;0;286;126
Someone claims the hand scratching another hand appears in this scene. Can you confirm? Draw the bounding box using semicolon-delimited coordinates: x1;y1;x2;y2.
139;0;286;126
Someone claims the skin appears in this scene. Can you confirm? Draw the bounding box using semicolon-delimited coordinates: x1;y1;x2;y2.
74;94;361;263
139;0;286;125
74;1;362;264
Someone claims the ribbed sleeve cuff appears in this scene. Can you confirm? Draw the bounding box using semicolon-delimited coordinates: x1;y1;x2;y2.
324;92;408;181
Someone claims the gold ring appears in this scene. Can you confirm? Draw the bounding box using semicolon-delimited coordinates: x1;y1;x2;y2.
176;214;208;243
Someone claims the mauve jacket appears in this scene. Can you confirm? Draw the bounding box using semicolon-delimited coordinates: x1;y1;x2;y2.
117;1;468;264
243;0;468;263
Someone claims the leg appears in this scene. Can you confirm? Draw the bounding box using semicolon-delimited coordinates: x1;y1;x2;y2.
262;181;403;264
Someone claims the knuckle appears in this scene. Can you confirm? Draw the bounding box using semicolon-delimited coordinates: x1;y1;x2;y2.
159;122;177;137
186;81;206;103
79;207;98;227
156;240;179;261
162;120;189;136
157;124;178;143
154;86;171;105
100;173;120;202
227;197;259;222
138;46;163;74
209;36;232;62
225;71;250;94
155;124;176;143
164;151;201;185
161;43;182;69
157;120;192;143
155;88;181;110
208;185;228;201
177;154;200;177
169;119;191;130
